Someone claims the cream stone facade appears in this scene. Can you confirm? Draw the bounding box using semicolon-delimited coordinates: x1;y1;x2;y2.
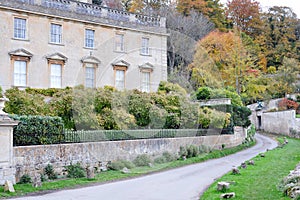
0;0;168;92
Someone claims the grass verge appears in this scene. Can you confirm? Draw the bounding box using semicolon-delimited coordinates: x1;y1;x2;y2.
296;114;300;118
200;137;300;200
0;141;255;198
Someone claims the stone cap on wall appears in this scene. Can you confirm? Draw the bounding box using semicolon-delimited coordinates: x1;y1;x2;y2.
0;0;167;34
199;98;231;107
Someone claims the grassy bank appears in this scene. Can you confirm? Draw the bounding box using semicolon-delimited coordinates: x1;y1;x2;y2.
0;141;255;198
200;137;300;200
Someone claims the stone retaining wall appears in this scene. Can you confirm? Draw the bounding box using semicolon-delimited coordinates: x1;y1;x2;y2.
13;127;246;181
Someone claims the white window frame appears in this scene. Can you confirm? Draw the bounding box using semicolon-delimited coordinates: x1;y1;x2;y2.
85;29;95;48
50;63;62;88
115;34;124;52
14;17;27;39
85;63;96;88
50;23;62;44
114;66;126;90
141;37;150;55
13;60;27;87
141;71;151;92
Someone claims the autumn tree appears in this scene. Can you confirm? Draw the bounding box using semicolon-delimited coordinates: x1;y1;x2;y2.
226;0;262;36
190;30;257;94
176;0;209;16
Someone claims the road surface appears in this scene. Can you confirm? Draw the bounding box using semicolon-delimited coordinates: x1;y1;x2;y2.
12;134;277;200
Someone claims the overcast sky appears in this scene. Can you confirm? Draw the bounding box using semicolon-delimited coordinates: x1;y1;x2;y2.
220;0;300;18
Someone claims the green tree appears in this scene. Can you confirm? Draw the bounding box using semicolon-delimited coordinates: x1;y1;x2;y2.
260;6;300;68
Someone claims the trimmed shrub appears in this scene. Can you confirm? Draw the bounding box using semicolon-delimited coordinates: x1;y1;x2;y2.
186;145;199;158
196;87;211;100
25;87;62;97
10;115;64;146
44;164;58;180
179;146;188;159
108;160;135;170
18;174;32;184
65;163;85;178
154;156;167;164
133;154;152;167
154;152;176;164
162;152;176;162
199;145;211;153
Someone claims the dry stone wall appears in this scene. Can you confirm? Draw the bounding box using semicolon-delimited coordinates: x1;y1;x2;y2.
14;127;246;181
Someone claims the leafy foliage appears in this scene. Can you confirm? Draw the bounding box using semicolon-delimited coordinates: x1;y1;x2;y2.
65;163;85;178
18;174;32;184
226;0;261;35
133;154;152;167
108;160;135;170
4;87;48;115
44;164;58;180
10;115;64;146
278;98;299;111
196;87;211;100
0;86;3;98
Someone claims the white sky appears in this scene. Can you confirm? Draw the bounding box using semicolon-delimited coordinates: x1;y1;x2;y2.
220;0;300;18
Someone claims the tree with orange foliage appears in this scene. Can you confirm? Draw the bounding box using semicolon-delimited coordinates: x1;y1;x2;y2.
226;0;261;36
190;30;257;94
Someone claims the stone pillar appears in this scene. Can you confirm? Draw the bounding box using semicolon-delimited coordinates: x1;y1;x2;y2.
0;98;19;185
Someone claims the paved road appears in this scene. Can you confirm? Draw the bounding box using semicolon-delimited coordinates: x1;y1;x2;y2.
12;134;277;200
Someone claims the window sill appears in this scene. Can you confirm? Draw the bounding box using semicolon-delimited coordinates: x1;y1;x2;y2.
140;53;152;57
114;50;126;53
49;42;65;46
83;47;97;50
11;38;30;42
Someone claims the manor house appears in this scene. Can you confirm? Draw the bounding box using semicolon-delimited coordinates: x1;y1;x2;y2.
0;0;168;92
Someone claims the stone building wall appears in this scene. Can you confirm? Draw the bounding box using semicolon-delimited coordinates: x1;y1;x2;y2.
0;0;168;91
13;127;246;181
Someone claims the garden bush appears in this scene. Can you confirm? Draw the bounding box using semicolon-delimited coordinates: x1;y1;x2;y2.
196;87;211;100
199;145;211;153
18;174;32;184
44;164;58;180
108;160;135;170
4;87;48;115
65;163;85;178
154;151;176;164
133;154;152;167
10;115;64;146
186;145;199;158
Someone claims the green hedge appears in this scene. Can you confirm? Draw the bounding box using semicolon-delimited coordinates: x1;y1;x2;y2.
10;115;64;146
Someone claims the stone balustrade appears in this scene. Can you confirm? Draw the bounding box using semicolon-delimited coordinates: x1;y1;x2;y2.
2;0;165;30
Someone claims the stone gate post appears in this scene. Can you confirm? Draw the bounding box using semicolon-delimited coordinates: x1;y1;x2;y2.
0;98;19;184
